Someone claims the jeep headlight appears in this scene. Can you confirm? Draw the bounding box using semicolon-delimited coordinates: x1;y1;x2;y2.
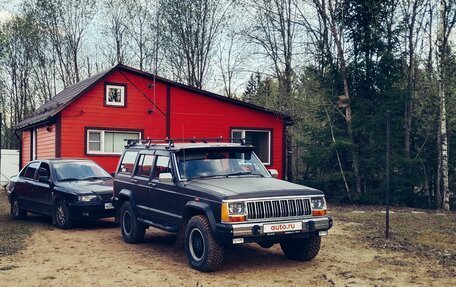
228;202;245;215
311;197;327;216
222;201;246;223
77;195;99;202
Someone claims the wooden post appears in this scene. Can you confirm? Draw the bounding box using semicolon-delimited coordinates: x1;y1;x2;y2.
385;110;390;239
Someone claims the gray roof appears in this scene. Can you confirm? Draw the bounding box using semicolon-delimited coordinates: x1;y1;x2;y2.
15;67;115;130
16;64;290;130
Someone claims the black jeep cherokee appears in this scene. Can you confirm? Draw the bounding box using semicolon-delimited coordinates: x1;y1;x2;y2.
113;139;332;272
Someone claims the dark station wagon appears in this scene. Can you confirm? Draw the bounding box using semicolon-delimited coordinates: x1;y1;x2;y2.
113;139;333;272
7;159;114;229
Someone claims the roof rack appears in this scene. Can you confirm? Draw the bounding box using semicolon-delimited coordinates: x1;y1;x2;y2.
124;137;247;149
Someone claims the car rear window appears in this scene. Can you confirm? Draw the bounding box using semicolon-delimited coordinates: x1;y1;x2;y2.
119;150;138;174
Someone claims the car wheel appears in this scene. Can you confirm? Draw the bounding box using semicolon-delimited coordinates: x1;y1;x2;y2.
120;201;145;243
280;235;321;261
184;215;224;272
11;197;27;220
54;201;73;229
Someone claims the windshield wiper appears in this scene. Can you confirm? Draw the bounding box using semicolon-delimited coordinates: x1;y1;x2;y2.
189;174;227;180
225;171;264;177
82;176;111;181
188;171;263;180
59;177;81;182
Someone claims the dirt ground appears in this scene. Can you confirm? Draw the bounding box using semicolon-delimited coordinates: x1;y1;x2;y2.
0;200;455;286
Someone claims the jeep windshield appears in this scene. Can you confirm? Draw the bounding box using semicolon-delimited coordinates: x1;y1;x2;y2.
175;148;270;180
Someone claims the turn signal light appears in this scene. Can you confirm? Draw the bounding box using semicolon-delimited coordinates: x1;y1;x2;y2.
312;209;327;216
221;202;229;222
228;215;246;222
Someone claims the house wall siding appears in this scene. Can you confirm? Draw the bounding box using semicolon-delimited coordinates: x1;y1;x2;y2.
21;130;31;167
36;124;56;159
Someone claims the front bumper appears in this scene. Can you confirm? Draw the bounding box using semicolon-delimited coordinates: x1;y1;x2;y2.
68;201;115;220
215;216;333;245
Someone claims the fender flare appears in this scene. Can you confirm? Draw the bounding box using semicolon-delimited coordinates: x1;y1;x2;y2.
183;201;217;233
117;189;138;214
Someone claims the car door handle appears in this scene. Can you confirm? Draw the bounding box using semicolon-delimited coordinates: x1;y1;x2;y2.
148;182;156;187
130;179;138;183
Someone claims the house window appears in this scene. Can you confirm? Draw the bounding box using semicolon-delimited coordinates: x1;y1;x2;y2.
87;129;141;155
105;83;126;107
231;129;271;165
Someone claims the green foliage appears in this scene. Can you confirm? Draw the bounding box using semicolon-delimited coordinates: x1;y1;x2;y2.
242;72;279;110
243;0;454;209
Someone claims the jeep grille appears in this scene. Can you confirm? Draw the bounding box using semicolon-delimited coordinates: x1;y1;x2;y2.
246;198;311;220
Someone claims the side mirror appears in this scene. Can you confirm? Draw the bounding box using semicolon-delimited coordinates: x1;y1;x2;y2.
268;169;279;179
158;172;173;183
38;176;50;184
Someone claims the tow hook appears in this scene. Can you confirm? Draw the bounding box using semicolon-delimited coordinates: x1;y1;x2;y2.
252;225;261;235
307;221;315;231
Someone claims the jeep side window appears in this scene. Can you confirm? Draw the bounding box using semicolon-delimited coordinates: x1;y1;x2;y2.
134;154;155;178
119;151;138;174
154;156;172;179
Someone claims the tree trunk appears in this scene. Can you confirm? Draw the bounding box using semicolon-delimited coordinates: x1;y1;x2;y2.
436;124;442;209
437;0;451;211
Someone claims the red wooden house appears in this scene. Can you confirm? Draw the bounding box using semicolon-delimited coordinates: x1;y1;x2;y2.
16;64;291;178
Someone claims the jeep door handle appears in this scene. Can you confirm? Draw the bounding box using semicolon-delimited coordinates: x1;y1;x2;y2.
148;182;156;187
130;179;138;183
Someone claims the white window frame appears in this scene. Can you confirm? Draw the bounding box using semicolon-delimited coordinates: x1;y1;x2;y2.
87;129;141;155
231;129;271;165
105;84;125;107
32;128;37;160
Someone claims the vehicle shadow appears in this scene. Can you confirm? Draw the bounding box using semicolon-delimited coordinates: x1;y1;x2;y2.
137;228;299;271
8;213;118;230
75;218;118;230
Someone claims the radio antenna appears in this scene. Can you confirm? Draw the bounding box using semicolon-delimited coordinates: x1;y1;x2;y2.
151;8;161;112
182;124;186;178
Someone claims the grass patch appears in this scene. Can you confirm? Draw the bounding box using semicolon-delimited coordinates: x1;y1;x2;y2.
330;205;456;266
0;189;51;257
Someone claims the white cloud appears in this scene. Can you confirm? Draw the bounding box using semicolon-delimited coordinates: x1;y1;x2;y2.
0;10;15;23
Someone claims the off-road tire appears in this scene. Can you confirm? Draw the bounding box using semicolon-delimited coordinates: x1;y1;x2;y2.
11;197;27;219
120;201;145;243
280;235;321;261
54;201;73;229
185;215;224;272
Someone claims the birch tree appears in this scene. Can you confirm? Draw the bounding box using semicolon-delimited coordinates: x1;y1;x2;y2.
437;0;456;210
